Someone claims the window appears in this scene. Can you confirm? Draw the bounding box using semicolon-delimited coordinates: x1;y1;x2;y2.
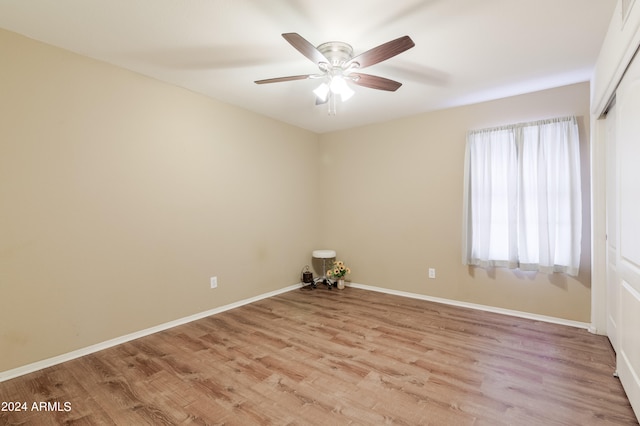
462;116;582;276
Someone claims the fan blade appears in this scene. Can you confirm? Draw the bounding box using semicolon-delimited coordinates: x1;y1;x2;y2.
351;73;403;91
255;75;313;84
346;36;415;69
282;33;328;65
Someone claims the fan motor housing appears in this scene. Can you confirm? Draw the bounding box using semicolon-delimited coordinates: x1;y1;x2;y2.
317;41;353;67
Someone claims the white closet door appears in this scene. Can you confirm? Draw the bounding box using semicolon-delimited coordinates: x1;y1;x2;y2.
615;50;640;420
606;103;619;353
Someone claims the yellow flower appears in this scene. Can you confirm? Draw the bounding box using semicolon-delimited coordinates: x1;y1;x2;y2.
329;260;351;278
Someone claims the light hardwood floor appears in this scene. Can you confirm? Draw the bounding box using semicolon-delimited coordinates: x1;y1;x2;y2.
1;287;637;425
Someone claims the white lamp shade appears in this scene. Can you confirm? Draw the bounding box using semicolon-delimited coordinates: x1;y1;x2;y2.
329;76;354;101
313;83;330;102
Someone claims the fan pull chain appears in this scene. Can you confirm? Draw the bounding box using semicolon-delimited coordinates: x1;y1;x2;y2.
328;92;337;116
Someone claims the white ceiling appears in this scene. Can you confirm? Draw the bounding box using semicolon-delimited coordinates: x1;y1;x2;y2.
0;0;616;134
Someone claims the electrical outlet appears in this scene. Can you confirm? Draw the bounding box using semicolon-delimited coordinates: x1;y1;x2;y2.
428;268;436;279
210;276;218;289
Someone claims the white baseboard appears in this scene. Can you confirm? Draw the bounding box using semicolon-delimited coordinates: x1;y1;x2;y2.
0;283;304;383
347;282;592;330
1;281;591;382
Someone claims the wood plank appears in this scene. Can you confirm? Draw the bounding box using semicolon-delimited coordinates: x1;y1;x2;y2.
0;287;637;425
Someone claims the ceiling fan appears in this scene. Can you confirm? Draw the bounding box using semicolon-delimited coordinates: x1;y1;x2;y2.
255;33;415;114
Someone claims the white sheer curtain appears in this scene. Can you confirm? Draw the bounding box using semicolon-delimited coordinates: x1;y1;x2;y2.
462;116;582;276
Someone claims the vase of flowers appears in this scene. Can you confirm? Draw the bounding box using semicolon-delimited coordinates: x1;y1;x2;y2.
327;260;351;289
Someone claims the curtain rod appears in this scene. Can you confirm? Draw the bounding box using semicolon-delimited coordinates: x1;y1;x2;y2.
468;116;577;135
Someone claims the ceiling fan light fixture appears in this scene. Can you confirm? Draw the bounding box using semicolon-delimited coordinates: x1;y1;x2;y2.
256;33;415;115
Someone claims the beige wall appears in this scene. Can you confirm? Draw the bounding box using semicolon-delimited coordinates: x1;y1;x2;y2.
318;82;591;322
0;29;320;372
